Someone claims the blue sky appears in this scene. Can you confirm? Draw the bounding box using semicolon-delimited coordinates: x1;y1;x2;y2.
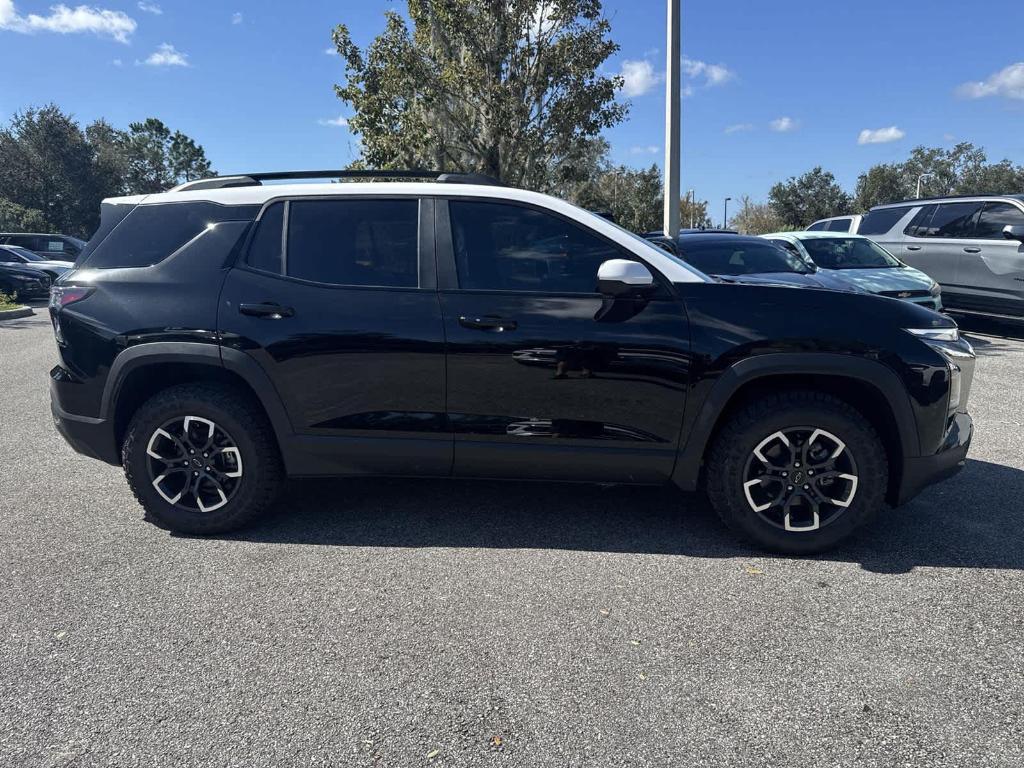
1;0;1022;212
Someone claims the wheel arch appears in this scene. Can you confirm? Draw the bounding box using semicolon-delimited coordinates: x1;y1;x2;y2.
103;343;295;469
673;354;919;505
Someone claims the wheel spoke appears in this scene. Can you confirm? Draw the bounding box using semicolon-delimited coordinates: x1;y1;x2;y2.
743;425;857;533
146;416;243;514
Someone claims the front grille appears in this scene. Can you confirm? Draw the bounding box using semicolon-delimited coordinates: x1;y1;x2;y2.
879;289;930;299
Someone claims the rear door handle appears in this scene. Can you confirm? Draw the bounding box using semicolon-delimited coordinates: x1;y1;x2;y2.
906;245;923;251
458;315;517;332
239;302;294;319
963;247;981;254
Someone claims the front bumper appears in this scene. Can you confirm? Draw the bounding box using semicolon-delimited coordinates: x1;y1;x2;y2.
896;411;972;505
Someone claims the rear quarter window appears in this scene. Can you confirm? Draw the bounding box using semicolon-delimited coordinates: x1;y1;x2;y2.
860;207;913;236
82;202;258;269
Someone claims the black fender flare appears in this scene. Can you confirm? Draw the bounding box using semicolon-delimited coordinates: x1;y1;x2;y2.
671;352;920;490
101;342;295;462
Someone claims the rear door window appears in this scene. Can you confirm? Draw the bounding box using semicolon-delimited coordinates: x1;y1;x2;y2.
907;201;984;239
826;218;852;232
974;202;1024;240
285;199;419;287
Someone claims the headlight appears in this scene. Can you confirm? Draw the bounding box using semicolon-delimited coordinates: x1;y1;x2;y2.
929;282;941;297
906;327;973;413
906;326;957;342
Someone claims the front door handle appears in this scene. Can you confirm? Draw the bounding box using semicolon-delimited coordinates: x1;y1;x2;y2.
458;315;517;332
906;245;923;251
239;302;294;319
963;247;981;254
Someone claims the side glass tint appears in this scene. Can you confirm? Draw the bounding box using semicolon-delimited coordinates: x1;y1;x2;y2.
449;200;625;293
913;202;984;239
286;199;419;287
246;202;285;273
974;202;1024;240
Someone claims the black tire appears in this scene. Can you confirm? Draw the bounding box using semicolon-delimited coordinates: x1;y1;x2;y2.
122;383;283;534
705;391;888;554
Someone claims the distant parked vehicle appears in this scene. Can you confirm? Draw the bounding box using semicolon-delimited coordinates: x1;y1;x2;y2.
806;215;862;233
762;232;942;311
643;231;852;290
0;261;51;301
0;245;73;281
858;195;1024;318
0;233;86;263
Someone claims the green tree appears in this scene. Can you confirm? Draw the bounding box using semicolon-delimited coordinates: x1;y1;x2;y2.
331;0;627;190
679;195;710;229
730;196;792;234
0;105;102;236
574;162;662;232
854;142;1024;210
0;197;49;231
123;118;214;194
853;163;910;211
768;167;853;228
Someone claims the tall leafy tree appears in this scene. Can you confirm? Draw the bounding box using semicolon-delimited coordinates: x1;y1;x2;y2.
854;142;1024;210
0;105;103;235
574;161;662;233
124;118;214;194
331;0;627;190
768;167;853;228
730;196;792;234
0;197;48;231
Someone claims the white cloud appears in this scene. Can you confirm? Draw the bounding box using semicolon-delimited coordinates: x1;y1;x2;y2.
857;125;905;145
528;4;557;38
724;123;754;134
629;145;660;155
769;116;799;132
324;46;337;56
141;42;189;67
318;115;349;128
619;59;663;97
0;0;136;43
231;11;242;25
956;62;1024;101
137;1;161;14
111;57;121;66
682;56;734;87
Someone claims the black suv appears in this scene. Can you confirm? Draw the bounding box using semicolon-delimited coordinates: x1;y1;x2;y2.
49;171;975;553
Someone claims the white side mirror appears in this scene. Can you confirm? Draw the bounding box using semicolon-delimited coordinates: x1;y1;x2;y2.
597;259;655;298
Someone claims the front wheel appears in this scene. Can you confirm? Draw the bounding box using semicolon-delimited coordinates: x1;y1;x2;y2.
705;391;888;554
122;383;283;534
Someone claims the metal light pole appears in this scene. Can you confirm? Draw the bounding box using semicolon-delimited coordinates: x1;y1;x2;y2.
916;173;934;199
723;197;732;228
663;0;680;237
687;188;695;228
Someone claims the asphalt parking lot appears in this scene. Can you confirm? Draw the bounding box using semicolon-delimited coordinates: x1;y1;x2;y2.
1;308;1022;768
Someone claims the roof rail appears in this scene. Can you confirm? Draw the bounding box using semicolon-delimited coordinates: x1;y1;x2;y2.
171;169;505;193
874;192;1021;208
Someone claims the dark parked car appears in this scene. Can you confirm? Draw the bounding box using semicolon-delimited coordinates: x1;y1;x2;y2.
643;231;853;291
49;171;974;553
0;233;85;263
0;261;51;300
0;244;73;281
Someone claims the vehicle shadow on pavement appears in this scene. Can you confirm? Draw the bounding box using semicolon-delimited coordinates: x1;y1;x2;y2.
207;458;1024;573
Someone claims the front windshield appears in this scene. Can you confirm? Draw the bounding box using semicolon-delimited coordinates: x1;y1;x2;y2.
801;237;900;269
679;240;811;276
8;246;43;261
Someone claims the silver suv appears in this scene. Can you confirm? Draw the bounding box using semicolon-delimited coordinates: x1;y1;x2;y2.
859;195;1024;318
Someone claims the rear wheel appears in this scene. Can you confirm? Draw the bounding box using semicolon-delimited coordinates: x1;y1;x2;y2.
706;391;888;554
123;383;283;534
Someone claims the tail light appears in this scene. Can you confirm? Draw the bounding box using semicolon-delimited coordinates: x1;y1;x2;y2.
49;285;94;345
49;285;94;311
